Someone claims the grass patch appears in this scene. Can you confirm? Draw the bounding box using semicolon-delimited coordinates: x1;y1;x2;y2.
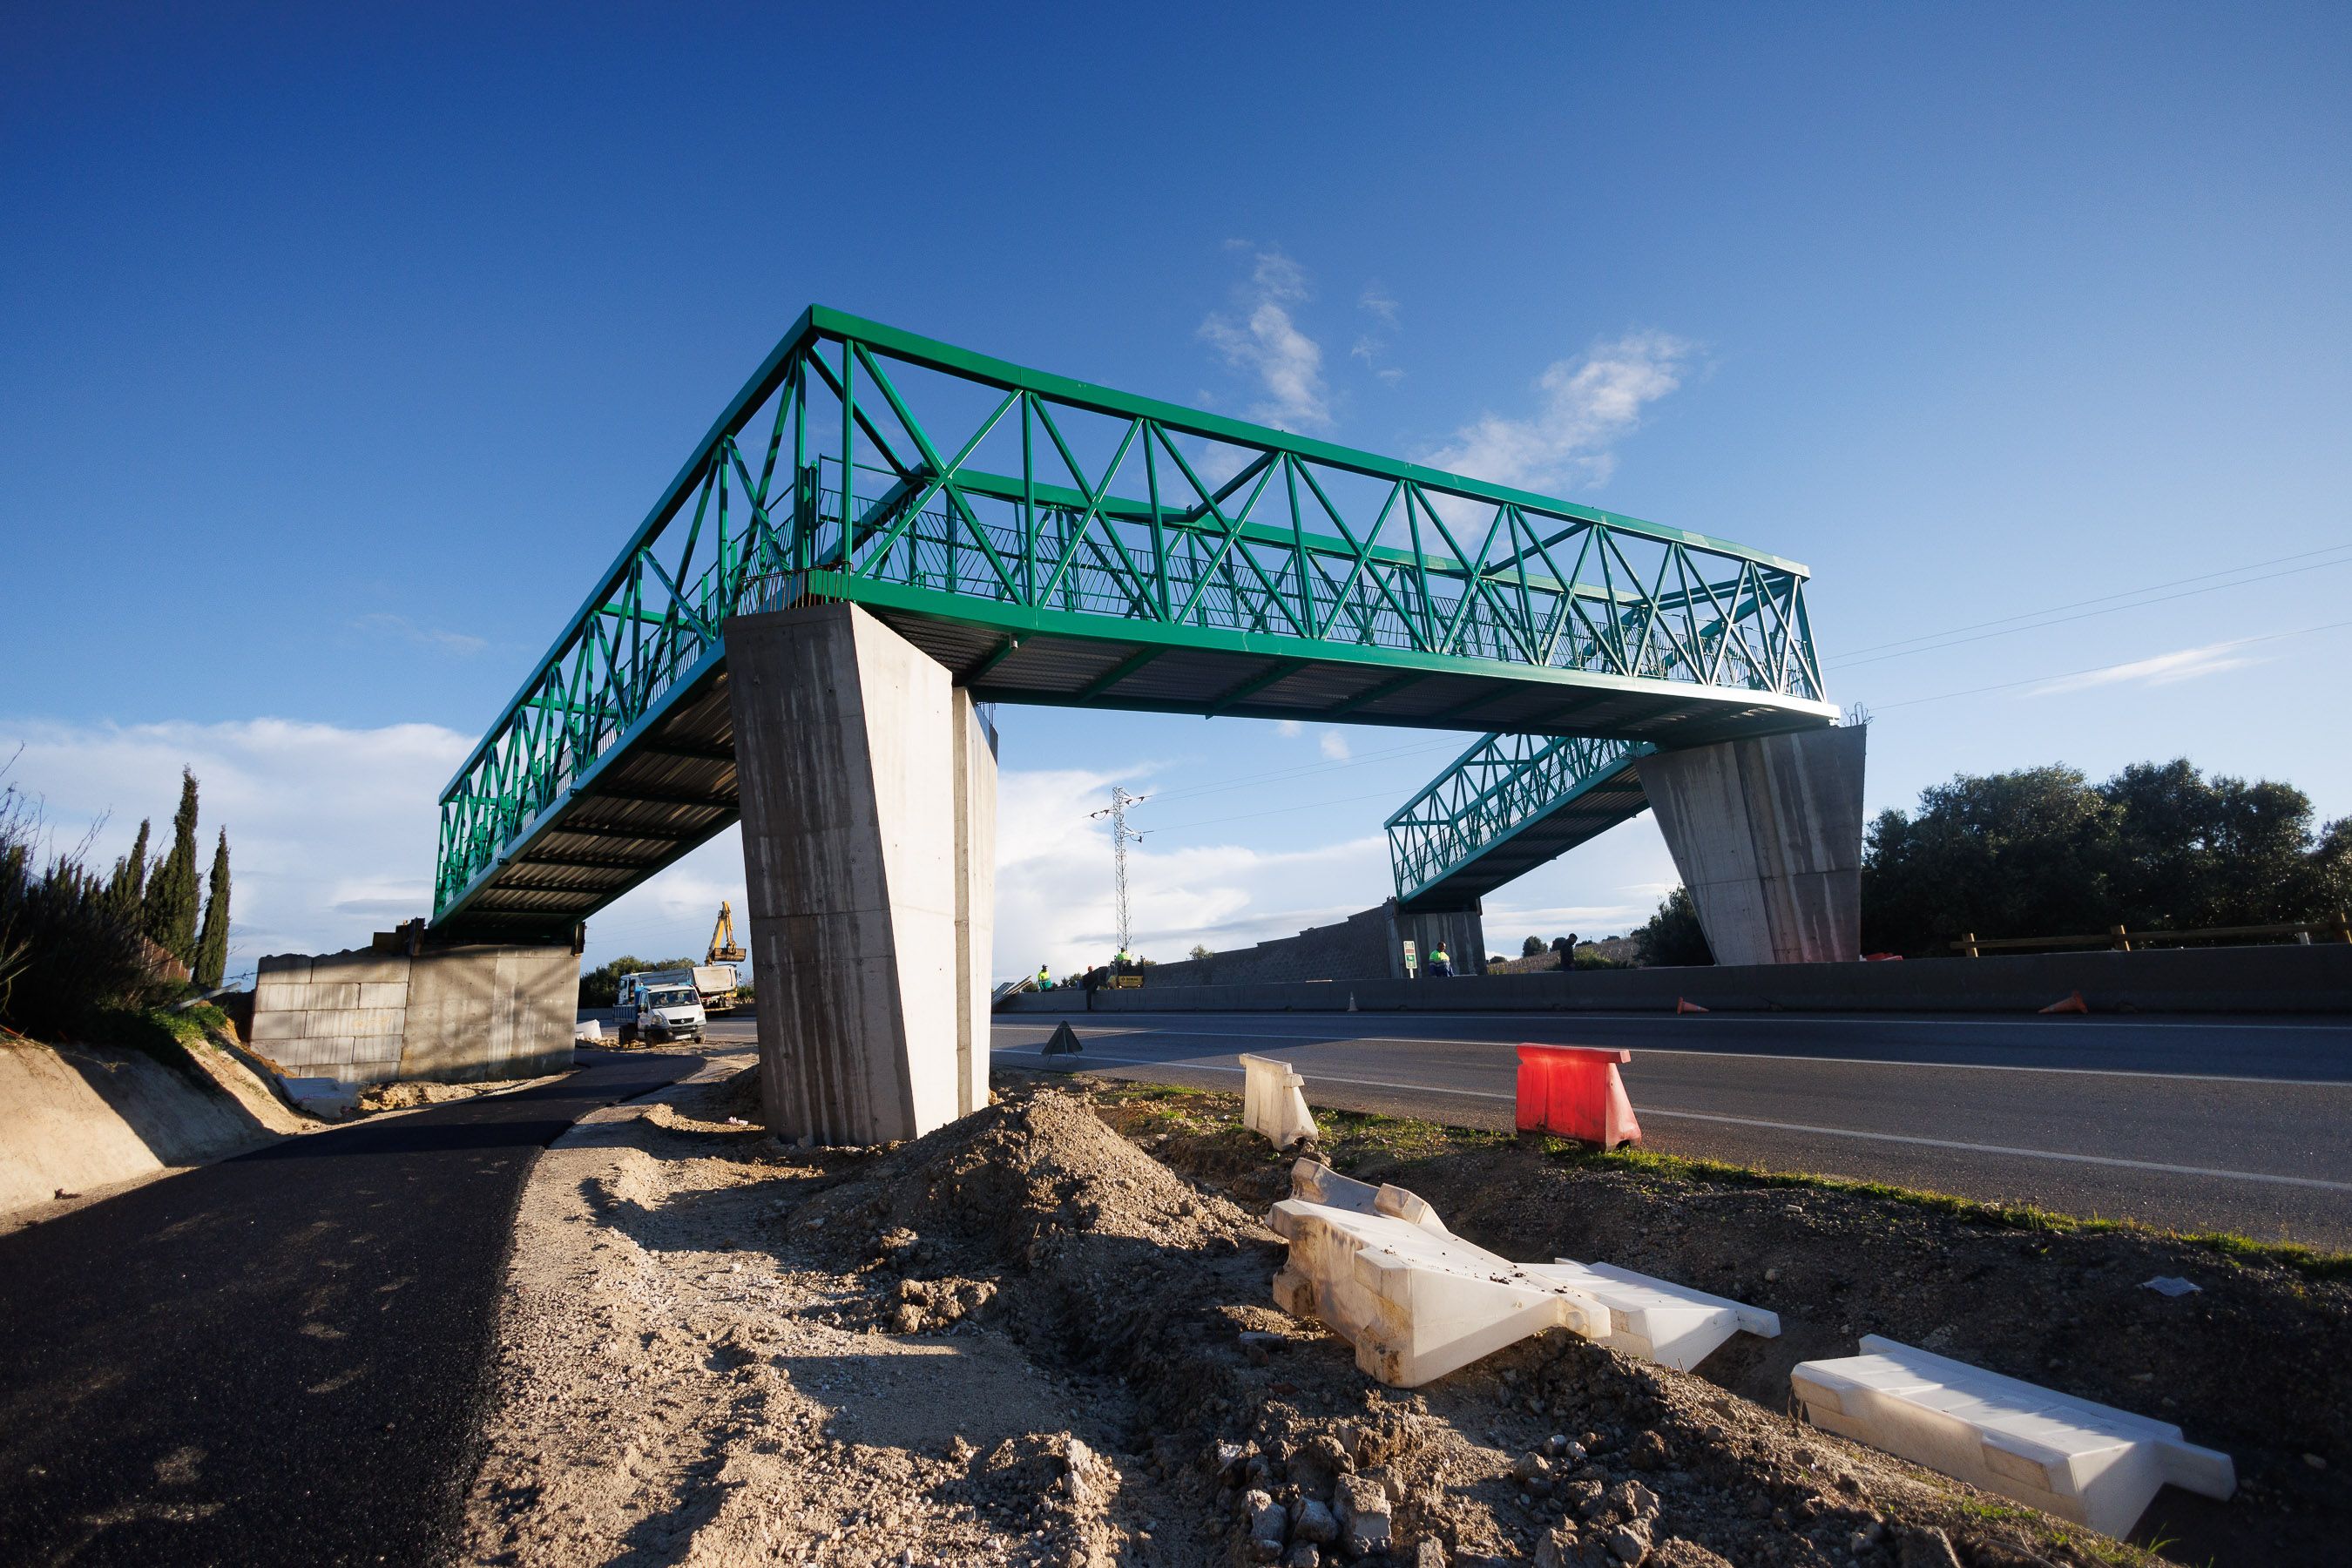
1547;1140;2352;1282
1077;1074;2352;1284
71;1004;229;1091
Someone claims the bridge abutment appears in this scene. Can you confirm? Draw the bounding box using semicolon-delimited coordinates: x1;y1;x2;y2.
1640;725;1868;966
727;603;992;1144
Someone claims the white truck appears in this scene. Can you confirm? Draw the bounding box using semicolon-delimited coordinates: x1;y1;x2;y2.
692;963;740;1014
620;969;706;1044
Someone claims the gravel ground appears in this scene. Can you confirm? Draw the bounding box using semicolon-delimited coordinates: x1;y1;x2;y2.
461;1058;2254;1566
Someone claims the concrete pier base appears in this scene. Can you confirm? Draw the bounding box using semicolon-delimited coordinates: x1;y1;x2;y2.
1639;726;1868;966
1388;901;1490;977
727;603;995;1144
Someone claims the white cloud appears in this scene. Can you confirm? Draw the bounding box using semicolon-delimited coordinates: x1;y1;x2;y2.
1352;286;1404;383
0;717;470;982
352;612;487;656
2028;643;2270;698
0;716;1409;990
994;762;1395;977
1199;246;1332;432
1318;730;1351;761
1423;330;1695;494
1274;720;1303;739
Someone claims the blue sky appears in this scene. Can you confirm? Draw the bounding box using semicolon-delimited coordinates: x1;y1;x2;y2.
6;3;2349;981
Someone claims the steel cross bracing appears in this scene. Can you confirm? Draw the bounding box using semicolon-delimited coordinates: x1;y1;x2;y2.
1385;733;1658;912
434;306;1833;932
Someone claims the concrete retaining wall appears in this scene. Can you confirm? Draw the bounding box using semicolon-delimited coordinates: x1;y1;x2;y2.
1140;900;1491;988
1001;942;2352;1016
253;941;579;1085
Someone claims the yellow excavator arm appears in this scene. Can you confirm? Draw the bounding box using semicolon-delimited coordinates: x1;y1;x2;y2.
706;900;746;965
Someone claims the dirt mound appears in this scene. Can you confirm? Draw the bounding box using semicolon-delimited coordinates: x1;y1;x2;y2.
773;1085;2133;1565
470;1074;2215;1565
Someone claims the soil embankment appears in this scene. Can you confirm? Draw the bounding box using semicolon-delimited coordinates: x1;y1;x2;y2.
463;1064;2342;1565
0;1027;305;1223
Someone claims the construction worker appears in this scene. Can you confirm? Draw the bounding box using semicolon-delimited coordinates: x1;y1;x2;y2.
1429;943;1452;978
1035;965;1053;991
1113;945;1134;977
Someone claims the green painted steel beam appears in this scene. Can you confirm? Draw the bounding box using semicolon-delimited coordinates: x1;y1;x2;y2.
433;307;1836;928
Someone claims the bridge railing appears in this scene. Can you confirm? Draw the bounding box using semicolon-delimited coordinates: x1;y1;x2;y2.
436;307;1824;919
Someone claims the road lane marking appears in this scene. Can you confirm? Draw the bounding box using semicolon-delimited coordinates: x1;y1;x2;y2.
991;1046;2352;1193
992;1024;2352;1088
997;1010;2352;1034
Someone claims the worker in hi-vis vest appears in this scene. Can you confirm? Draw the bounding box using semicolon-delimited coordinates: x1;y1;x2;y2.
1113;946;1134;976
1035;965;1053;990
1429;944;1453;978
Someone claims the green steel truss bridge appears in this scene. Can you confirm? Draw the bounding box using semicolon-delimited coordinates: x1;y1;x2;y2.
434;308;1832;936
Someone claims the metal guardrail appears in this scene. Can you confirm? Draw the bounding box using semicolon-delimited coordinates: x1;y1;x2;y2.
1951;912;2352;956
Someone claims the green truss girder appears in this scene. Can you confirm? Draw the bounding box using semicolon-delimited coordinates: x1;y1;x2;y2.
1386;732;1657;909
434;307;1832;923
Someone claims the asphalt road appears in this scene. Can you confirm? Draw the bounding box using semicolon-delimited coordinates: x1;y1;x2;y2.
0;1048;703;1568
983;1010;2352;1250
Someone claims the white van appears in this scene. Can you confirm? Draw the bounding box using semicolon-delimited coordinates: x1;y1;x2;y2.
627;978;706;1044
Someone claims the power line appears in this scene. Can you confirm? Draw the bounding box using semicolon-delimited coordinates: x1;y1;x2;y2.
1146;787;1413;836
1828;543;2352;668
1138;734;1457;806
1867;617;2352;713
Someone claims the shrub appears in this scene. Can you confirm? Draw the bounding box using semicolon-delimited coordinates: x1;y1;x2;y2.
1;781;173;1038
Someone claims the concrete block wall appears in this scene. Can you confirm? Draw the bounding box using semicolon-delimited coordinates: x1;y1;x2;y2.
251;941;578;1085
1142;904;1397;988
252;949;411;1082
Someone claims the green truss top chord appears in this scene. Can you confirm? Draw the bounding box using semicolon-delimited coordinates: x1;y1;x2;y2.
433;306;1834;933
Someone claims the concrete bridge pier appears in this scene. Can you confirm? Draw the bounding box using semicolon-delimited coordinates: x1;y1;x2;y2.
1639;725;1868;966
726;603;995;1145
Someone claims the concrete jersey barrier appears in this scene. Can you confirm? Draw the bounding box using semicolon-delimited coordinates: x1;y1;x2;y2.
998;942;2352;1017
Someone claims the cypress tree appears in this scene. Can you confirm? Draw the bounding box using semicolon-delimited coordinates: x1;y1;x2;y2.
106;818;152;920
193;829;231;990
143;768;201;967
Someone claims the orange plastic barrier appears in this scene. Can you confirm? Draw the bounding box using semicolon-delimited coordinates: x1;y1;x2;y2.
1515;1044;1642;1148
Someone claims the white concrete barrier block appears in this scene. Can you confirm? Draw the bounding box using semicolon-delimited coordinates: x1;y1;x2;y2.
575;1018;604;1043
281;1077;359;1119
1240;1053;1319;1149
1791;1335;2234;1540
1271;1163;1605;1387
1530;1260;1780;1372
358;981;409;1009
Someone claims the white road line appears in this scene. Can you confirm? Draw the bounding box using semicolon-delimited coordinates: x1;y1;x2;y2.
992;1046;2352;1193
1634;1108;2352;1193
999;1010;2352;1034
992;1024;2352;1088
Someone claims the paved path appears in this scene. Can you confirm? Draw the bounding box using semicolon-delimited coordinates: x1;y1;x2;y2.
985;1010;2352;1250
0;1049;702;1568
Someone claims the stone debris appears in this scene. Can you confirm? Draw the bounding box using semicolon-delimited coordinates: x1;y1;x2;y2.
462;1065;2274;1567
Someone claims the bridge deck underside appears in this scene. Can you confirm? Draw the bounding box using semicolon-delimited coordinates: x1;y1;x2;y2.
446;669;740;937
1397;755;1652;914
439;605;1822;935
869;610;1815;746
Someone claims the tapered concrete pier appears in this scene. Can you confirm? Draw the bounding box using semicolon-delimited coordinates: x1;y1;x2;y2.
1640;725;1868;966
726;603;996;1144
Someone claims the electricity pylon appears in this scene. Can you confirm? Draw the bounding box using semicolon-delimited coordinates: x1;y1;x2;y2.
1088;787;1148;952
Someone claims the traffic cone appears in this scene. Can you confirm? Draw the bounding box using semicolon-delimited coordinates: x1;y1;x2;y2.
2039;990;2091;1016
1676;997;1709;1015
